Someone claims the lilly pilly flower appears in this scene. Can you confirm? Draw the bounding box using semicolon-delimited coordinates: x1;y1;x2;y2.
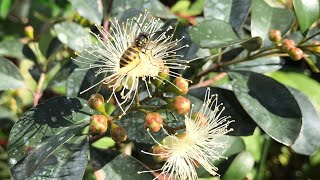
74;11;190;114
139;88;234;179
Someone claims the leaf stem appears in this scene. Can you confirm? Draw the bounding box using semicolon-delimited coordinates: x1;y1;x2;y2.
33;73;46;107
299;31;320;45
256;135;271;180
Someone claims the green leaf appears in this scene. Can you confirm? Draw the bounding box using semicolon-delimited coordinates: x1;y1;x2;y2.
69;0;103;24
240;37;262;51
204;0;251;32
189;19;239;48
289;88;320;155
111;0;174;19
228;71;302;145
189;87;256;136
0;0;12;18
226;52;284;73
92;137;115;150
8;96;93;179
293;0;320;34
222;151;255;180
91;150;153;180
251;0;295;46
267;69;320;110
0;39;25;59
242;128;264;161
54;21;90;52
0;58;24;90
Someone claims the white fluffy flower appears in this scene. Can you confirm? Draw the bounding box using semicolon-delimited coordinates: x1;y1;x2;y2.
74;11;190;114
140;88;234;179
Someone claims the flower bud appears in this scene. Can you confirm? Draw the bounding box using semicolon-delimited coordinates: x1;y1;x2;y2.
110;123;127;143
191;112;208;126
288;47;304;61
90;114;109;134
167;96;191;115
25;26;34;40
145;112;163;132
268;29;282;43
168;77;189;95
154;66;170;87
281;39;295;52
88;93;104;109
152;144;168;162
308;41;320;53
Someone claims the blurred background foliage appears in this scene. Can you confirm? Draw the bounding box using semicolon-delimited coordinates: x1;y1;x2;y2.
0;0;320;179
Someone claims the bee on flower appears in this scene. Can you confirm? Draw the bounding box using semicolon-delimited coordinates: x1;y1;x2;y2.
139;88;234;179
74;11;190;114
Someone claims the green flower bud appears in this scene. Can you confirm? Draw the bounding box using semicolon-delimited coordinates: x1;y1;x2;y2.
154;66;170;87
25;26;34;40
90;114;109;134
145;112;163;132
110;123;127;143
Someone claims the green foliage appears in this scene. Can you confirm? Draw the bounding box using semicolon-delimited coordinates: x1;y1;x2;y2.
0;0;320;179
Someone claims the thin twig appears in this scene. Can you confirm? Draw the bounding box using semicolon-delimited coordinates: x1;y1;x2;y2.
33;73;46;107
189;72;227;90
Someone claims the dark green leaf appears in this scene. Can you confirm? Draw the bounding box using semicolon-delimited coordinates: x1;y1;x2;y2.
54;21;90;52
228;71;302;145
289;88;320;155
118;110;167;144
8;96;93;179
268;68;320;110
0;58;24;90
189;19;239;48
69;0;103;24
0;39;25;59
240;37;262;51
189;87;256;136
251;0;295;46
293;0;320;34
222;151;255;180
91;150;153;180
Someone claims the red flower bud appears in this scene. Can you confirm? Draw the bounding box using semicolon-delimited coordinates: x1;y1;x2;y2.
90;114;109;134
169;77;189;95
145;112;163;132
268;29;282;43
110;123;127;143
281;39;295;52
288;47;304;61
167;96;191;115
88;94;105;110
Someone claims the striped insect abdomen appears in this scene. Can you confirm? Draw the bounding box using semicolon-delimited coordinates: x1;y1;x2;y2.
120;46;140;68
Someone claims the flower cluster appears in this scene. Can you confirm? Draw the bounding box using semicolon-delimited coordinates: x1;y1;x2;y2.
139;88;234;179
75;11;190;114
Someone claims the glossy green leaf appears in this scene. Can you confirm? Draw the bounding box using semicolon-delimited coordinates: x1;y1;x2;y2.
268;69;320;110
226;52;284;73
0;0;12;18
222;151;255;180
251;0;294;46
189;19;239;48
289;88;320;155
69;0;103;24
91;137;115;150
111;0;174;19
242;128;264;161
0;39;25;59
204;0;251;31
0;58;24;90
189;87;256;136
91;150;153;180
293;0;320;34
8;96;93;179
54;21;89;52
228;71;302;145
